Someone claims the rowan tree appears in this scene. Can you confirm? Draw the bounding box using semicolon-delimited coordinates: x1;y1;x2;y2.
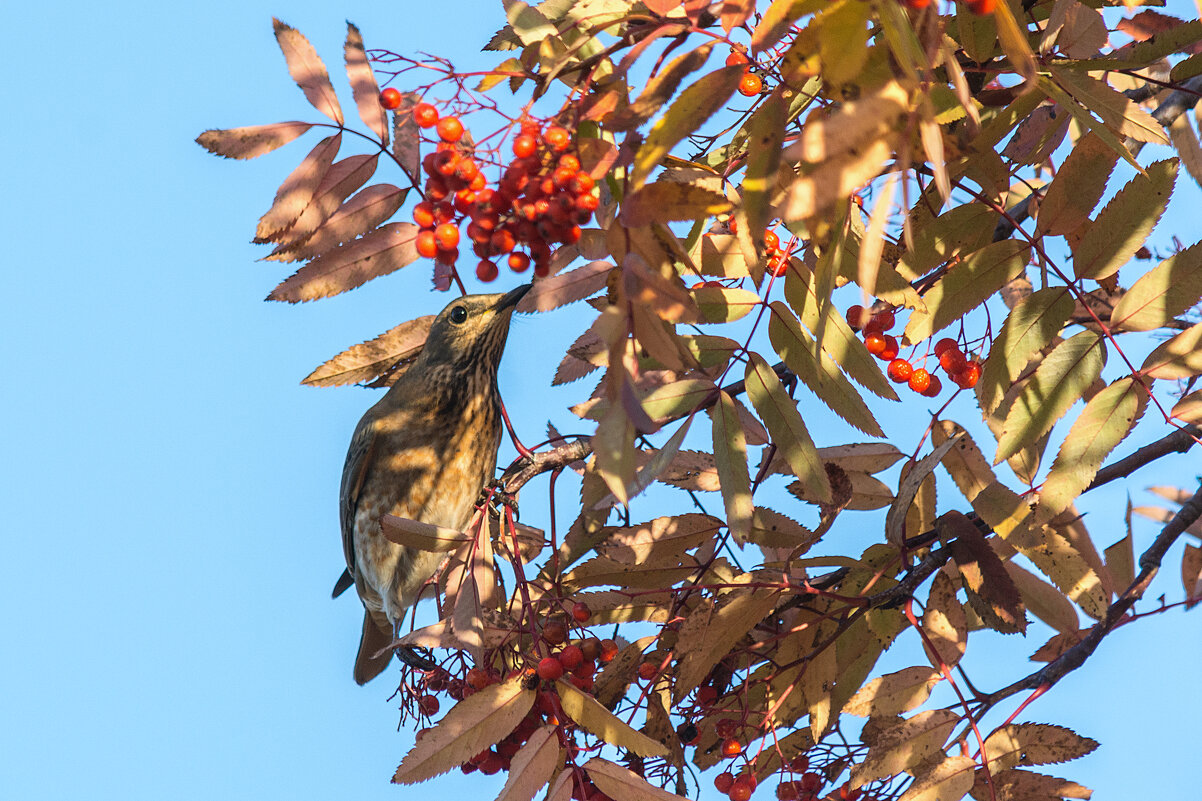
198;3;1202;800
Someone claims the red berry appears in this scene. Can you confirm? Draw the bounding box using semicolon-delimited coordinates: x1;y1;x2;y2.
921;373;943;397
413;103;439;128
904;0;931;7
416;230;439;259
869;309;896;332
953;361;981;389
738;72;763;97
572;601;592;623
788;755;809;773
434;222;460;251
580;638;601;662
933;337;958;357
558;645;584;671
379;88;402;109
476;259;498;282
575;193;599;213
840;783;862;801
637;660;658;681
729;779;753;801
465;668;491;689
508;252;531;273
968;0;995;12
846;305;866;331
697;685;719;706
864;333;886;355
887;358;913;383
769;255;787;277
716;773;736;794
544;125;571;151
417;695;440;715
777;782;801;800
599;639;618;662
490;228;517;254
721;738;743;757
725;51;750;67
800;773;822;793
908;368;931;393
543;620;568;645
537;656;564;681
570;673;594;692
558;153;581;172
763;229;780;251
413;201;436;229
436;116;464;143
939;348;967;374
879;335;900;361
513;133;537;158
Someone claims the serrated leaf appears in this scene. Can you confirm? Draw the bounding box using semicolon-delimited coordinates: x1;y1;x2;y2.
344;23;387;143
393;678;534;783
517;260;611;312
1171;388;1202;424
254;133;341;243
945;511;1027;634
982;724;1099;772
267;221;420;303
899;755;977;801
1183;544;1202;603
585;758;683;801
379;515;471;552
885;436;962;547
274;153;380;247
1070;159;1177;281
302;313;432;387
267;183;407;263
903;240;1029;344
673;585;781;703
391;91;422;179
1036;133;1118;237
969;769;1094;801
1003;549;1087;632
745;353;831;502
1110;241;1202;331
923;570;967;668
693;285;761;323
742;91;787;241
272;19;343;125
1037;378;1147;518
979;288;1075;414
768;302;884;437
712;390;754;543
555;680;667;758
752;0;827;52
620;181;732;226
844;666;941;718
195;121;314;160
996;331;1106;464
496;726;559;801
1039;78;1141;173
1050;66;1169;145
852;710;959;785
505;0;557;45
631;64;745;188
609;43;714;132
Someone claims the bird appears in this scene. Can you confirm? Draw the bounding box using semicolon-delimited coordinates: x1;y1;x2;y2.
334;284;530;685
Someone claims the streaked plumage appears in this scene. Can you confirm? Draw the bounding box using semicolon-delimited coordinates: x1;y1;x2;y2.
336;285;529;684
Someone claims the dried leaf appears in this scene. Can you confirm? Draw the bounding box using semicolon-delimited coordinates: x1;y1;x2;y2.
302;314;433;387
752;0;826;52
745;352;831;502
276;153;380;247
969;769;1093;801
1183;544;1202;603
1037;378;1147;519
898;754;977;801
923;570;967;668
273;19;343;125
945;511;1027;634
844;666;941;718
982;724;1099;772
393;678;535;783
903;241;1029;344
712;390;754;543
1050;66;1169;145
496;726;560;801
1070;159;1177;281
1110;242;1202;331
996;332;1106;464
885;436;962;547
267;222;420;303
195;121;314;160
1004;562;1081;636
673;585;781;703
742;90;787;241
610;42;714;131
517;260;611;312
993;0;1037;84
621;181;732;226
1171;388;1202;425
391;91;422;179
254;133;341;243
585;758;683;801
693;285;761;323
852;710;959;785
1037;134;1117;237
631;64;745;188
379;515;471;552
344;23;387;143
556;680;668;758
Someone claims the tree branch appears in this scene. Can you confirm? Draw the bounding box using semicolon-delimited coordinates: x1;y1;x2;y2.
1085;423;1201;492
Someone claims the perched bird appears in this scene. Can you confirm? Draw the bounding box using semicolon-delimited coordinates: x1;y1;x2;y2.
335;285;530;684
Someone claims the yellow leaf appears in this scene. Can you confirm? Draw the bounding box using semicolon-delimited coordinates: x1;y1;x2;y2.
555;680;668;758
923;571;967;668
1111;241;1202;332
844;666;941;718
585;758;683;801
495;726;561;801
982;723;1099;772
853;710;959;785
898;754;977;801
712;390;754;543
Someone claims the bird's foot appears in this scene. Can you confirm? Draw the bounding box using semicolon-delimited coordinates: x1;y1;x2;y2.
395;645;439;671
479;478;519;520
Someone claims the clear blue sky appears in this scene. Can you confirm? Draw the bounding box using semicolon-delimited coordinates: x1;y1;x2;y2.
3;3;1199;800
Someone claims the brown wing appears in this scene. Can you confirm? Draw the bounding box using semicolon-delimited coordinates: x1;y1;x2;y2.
339;412;379;582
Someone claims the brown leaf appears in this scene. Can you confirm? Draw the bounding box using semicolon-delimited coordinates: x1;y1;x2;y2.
496;726;560;801
595;514;722;565
886;437;962;546
1004;563;1081;636
303;314;432;387
391;91;422;179
621;181;732;226
969;768;1093;801
945;512;1026;634
267;222;420;302
393;678;535;783
517;260;612;312
982;723;1099;772
344;23;387;143
609;42;714;132
1117;10;1185;41
584;758;683;801
254;133;341;243
267;183;407;263
853;710;959;785
272;153;380;248
673;584;781;703
899;754;977;801
195;121;313;160
556;680;668;758
273;18;343;125
1183;544;1202;604
379;514;470;552
658;449;721;492
594;635;657;709
844;666;942;718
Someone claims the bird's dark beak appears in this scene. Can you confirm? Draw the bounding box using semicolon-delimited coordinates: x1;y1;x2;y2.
496;283;532;312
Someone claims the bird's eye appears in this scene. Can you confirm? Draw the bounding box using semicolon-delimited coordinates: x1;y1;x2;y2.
449;305;468;324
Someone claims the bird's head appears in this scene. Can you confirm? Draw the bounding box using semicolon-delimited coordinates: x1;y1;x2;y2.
416;284;531;375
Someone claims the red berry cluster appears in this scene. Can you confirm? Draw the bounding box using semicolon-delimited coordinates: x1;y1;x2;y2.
846;305;981;396
397;101;598;283
533;603;618;694
727;50;764;97
727;218;790;277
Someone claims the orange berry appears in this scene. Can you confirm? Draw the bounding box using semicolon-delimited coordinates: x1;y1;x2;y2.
512;133;537;158
716;773;736;793
572;601;592;623
508;252;531;273
908;368;931;393
905;0;931;7
800;773;823;792
436;115;464;143
939;349;967;374
868;309;896;332
581;638;601;662
968;0;995;12
544;125;571;151
840;783;862;801
738;72;763;97
413;102;439;128
697;685;719;706
417;695;440;715
379;88;402;109
725;51;749;67
413;201;436;229
721;738;743;757
879;334;900;361
476;259;498;282
729;780;753;801
558;645;584;670
777;781;801;800
416;229;439;258
599;639;619;662
953;361;981;389
788;755;809;773
887;358;913;383
537;656;563;681
434;222;460;250
763;229;780;251
637;660;658;681
465;667;491;689
558;153;581;172
921;373;943;397
864;332;887;355
769;255;788;277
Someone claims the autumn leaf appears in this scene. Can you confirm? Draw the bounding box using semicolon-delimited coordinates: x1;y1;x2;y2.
517;260;611;312
944;511;1027;635
267;221;420;303
903;241;1030;344
982;723;1099;772
621;180;732;226
495;726;560;801
254;133;341;243
302;313;432;387
272;153;380;247
344;23;388;143
393;677;534;783
609;43;714;132
380;515;471;552
885;435;962;546
1036;134;1118;236
195;121;314;160
672;585;781;702
585;758;683;801
742;90;787;240
273;19;343;125
899;754;977;801
844;666;941;718
852;710;959;785
922;570;967;668
693;285;761;323
712;390;754;543
978;288;1075;415
1050;66;1169;145
969;769;1093;801
267;183;407;263
1110;241;1202;331
744;352;831;502
1069;159;1177;281
556;680;668;757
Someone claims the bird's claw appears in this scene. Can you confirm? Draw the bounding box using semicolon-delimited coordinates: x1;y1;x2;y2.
479;478;519;520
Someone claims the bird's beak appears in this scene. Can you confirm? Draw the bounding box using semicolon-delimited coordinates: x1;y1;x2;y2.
496;283;533;312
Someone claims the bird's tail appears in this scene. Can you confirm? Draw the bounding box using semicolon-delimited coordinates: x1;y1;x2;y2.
353;610;394;685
